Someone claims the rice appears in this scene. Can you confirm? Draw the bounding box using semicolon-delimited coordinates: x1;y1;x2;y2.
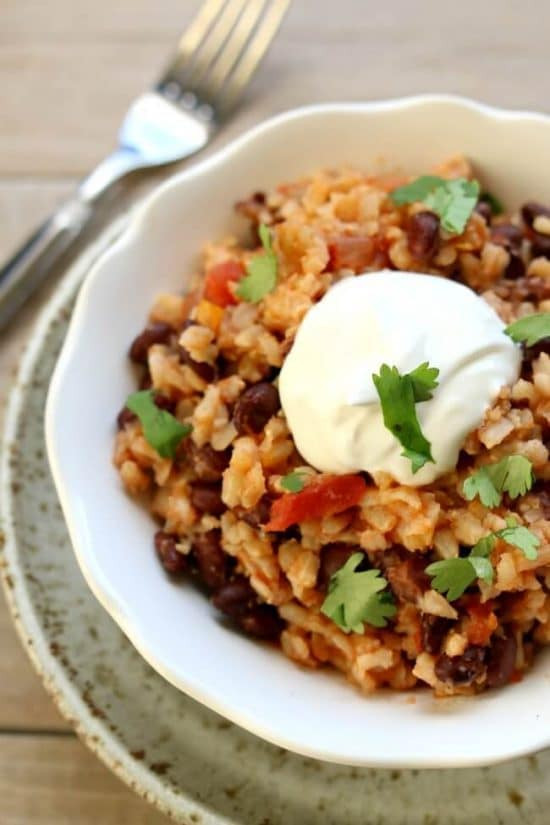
114;158;549;697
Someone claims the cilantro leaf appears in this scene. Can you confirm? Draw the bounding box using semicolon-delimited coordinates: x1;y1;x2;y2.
126;390;192;458
372;363;438;474
235;223;277;303
427;517;540;601
463;455;534;507
426;538;495;601
463;471;501;509
280;471;305;493
362;590;398;629
470;534;496;559
408;361;440;402
320;553;396;632
504;313;550;347
470;518;539;563
424;178;480;234
425;558;478;601
390;175;480;235
479;191;504;216
468;555;494;584
389;175;445;205
496;522;540;561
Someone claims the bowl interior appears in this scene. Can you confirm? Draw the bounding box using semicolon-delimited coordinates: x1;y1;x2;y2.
46;97;550;768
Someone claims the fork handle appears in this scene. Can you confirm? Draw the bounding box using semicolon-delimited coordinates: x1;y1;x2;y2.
0;197;93;332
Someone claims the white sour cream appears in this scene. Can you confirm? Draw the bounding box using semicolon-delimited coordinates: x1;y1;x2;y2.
279;271;521;486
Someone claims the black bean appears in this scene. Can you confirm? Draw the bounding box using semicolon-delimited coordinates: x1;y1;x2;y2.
434;646;486;685
238;605;283;640
317;544;360;592
216;355;236;379
240;494;273;527
153;394;176;413
490;224;523;254
192;530;229;590
407;211;440;260
154;530;187;575
190;482;225;515
387;556;430;603
116;406;137;430
189;443;231;482
139;371;153;390
178;345;216;382
233;382;280;435
421;615;453;655
486;633;517;688
474;201;492;223
129;322;173;364
504;253;525;281
530;233;550;260
524;337;550;361
235;191;267;226
212;576;257;618
532;484;550;520
370;546;408;571
521;201;550;228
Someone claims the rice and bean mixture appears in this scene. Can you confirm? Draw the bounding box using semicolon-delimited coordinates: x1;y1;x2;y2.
114;156;550;697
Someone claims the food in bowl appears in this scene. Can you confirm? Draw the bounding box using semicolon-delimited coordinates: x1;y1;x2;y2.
114;157;550;697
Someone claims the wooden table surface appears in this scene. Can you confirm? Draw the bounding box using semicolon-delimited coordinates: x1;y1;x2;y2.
1;1;550;822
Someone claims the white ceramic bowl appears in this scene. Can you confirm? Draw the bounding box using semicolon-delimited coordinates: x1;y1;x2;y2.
46;95;550;769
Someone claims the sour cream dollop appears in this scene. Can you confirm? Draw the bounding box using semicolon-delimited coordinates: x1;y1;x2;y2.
279;271;521;486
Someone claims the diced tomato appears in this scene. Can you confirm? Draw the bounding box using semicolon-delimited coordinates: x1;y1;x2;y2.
328;236;376;272
464;597;498;646
265;474;367;532
203;260;245;307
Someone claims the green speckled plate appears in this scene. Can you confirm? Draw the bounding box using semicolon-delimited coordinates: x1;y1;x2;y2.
1;235;550;825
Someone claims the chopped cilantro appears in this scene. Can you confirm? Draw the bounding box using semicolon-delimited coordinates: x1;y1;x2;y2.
126;390;192;458
390;175;445;205
390;175;480;234
280;471;306;493
426;558;482;601
463;455;534;507
504;313;550;347
494;518;540;561
320;553;396;632
408;361;440;402
372;362;439;474
427;518;540;601
235;223;277;302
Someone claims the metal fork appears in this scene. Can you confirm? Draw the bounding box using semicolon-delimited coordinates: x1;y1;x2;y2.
0;0;290;332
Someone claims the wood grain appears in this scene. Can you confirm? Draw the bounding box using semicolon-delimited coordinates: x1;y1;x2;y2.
0;598;68;731
3;0;550;175
0;736;169;824
2;0;550;821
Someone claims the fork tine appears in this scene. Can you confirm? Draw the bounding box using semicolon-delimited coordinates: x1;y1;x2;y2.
186;0;249;85
177;0;227;63
215;0;291;114
197;0;267;99
156;0;228;93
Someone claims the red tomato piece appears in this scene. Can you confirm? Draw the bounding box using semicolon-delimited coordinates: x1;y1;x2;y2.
464;597;497;646
265;474;367;532
328;236;376;272
203;260;245;307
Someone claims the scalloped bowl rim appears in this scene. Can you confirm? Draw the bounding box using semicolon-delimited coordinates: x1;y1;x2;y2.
45;95;550;768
